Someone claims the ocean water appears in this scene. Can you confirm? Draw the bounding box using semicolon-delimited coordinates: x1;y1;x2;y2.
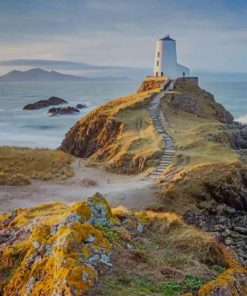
196;72;247;122
0;80;141;148
0;74;246;148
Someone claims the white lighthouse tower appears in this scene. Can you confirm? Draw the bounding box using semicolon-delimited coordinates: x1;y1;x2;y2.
154;35;190;79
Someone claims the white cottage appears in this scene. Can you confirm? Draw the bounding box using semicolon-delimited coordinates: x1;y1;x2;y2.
154;35;190;79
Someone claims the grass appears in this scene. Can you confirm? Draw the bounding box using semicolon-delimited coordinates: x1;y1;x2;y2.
80;89;163;174
92;210;227;295
0;146;74;185
1;194;242;296
158;80;242;213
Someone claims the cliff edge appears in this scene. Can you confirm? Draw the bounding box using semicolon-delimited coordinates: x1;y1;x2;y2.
61;90;163;174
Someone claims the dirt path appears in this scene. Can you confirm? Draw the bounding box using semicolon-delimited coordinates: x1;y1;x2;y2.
0;86;177;213
0;159;160;213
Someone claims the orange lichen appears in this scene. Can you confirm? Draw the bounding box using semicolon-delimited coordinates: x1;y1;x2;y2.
198;245;247;295
1;195;114;295
71;201;91;221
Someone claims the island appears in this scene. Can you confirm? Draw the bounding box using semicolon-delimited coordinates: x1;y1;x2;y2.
23;96;68;110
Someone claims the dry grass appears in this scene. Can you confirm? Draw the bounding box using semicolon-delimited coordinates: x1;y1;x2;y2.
157;81;241;213
93;210;227;295
0;146;74;185
85;89;163;173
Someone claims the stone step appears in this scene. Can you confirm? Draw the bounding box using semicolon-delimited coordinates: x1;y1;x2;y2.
163;151;175;154
160;160;171;164
164;139;172;142
156;168;164;173
164;149;176;153
157;166;167;170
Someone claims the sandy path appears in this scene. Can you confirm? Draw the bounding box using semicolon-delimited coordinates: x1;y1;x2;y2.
0;159;160;213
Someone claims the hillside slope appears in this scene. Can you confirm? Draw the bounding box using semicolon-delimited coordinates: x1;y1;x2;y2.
1;194;246;296
61;90;163;174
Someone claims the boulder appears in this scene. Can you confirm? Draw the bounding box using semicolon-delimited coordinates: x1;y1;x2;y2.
76;103;87;109
48;106;80;116
230;125;247;149
165;93;202;116
23;96;67;110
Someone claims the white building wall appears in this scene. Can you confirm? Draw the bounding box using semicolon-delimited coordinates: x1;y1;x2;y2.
177;64;190;77
153;40;163;76
153;36;190;79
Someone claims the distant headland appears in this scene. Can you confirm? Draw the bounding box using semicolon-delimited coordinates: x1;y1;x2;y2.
0;68;129;82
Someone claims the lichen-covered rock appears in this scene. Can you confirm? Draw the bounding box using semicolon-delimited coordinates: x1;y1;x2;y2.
0;194;114;295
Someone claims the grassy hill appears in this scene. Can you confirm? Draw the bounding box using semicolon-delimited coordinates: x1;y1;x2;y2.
61;89;163;174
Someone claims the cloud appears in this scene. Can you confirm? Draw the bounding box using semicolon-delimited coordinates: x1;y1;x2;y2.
0;0;246;72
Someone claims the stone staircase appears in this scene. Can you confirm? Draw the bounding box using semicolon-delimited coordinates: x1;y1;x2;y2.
147;83;176;178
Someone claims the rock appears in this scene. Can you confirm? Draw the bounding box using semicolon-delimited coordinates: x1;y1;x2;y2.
137;223;144;233
224;238;233;246
234;226;247;234
86;234;96;243
61;112;122;158
0;194;113;295
222;229;231;237
165;93;202;116
168;79;234;124
206;180;247;211
126;243;133;250
184;207;247;267
76;103;87;109
229;125;247;149
88;193;113;226
23;96;67;110
48;106;80;116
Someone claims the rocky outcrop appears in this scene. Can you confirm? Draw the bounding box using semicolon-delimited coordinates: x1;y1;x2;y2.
184;206;247;266
164;93;202;115
137;76;168;93
204;167;247;211
76;104;87;109
170;80;234;124
0;193;114;295
48;106;80;116
60;91;162;174
61;114;122;157
23;96;67;110
0;193;150;295
229;125;247;149
1;193;246;296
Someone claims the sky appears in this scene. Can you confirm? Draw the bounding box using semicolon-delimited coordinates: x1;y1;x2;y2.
0;0;246;73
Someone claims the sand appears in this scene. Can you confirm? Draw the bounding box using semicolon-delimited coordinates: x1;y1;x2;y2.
0;159;160;213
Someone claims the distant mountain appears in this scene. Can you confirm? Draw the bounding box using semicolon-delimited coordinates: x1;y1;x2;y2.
0;59;146;71
0;68;128;82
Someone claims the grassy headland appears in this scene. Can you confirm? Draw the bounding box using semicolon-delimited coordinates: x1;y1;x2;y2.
61;89;163;174
0;147;73;185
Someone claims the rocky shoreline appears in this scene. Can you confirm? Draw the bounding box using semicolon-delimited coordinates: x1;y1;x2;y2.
184;206;247;266
23;96;67;110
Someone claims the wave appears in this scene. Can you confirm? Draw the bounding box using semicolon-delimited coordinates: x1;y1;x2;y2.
236;114;247;123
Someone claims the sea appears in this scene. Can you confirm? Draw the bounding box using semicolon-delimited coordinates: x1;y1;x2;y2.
0;73;246;148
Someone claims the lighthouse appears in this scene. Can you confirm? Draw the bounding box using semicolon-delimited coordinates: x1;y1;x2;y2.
153;35;190;79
